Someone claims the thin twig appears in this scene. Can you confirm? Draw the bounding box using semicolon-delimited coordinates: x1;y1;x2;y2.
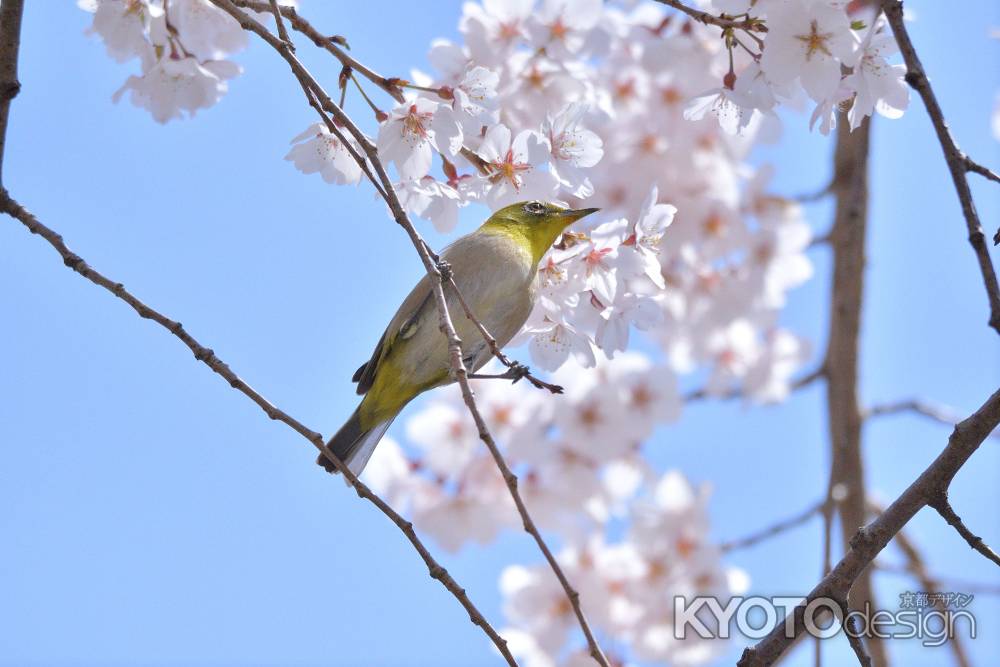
0;190;514;666
652;0;765;32
720;499;826;553
881;0;1000;332
445;276;563;394
738;387;1000;666
266;0;293;50
873;505;972;667
838;599;873;667
683;364;825;402
927;494;1000;570
232;0;405;102
864;398;1000;440
964;156;1000;185
208;2;610;664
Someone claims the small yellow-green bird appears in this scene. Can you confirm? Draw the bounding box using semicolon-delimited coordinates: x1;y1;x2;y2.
319;200;598;475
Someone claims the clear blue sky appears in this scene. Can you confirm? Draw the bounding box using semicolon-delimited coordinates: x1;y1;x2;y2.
1;3;997;666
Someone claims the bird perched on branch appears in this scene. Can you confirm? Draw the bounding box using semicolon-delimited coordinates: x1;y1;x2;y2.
319;200;599;475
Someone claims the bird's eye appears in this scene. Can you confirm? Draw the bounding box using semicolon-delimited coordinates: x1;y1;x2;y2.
524;201;545;215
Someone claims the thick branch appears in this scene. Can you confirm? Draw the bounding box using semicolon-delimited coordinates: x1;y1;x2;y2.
880;0;1000;332
824;115;886;667
208;2;610;664
0;190;514;665
738;387;1000;666
0;0;25;188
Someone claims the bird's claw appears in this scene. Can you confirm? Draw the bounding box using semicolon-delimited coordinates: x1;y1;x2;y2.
436;259;453;281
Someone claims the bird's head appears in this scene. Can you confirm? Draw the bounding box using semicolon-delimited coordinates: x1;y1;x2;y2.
482;200;600;263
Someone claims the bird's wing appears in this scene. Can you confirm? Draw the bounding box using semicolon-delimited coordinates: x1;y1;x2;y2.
352;273;435;395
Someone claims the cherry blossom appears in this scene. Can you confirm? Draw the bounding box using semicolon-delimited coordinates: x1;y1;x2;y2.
78;0;163;63
285;123;363;186
761;0;855;102
478;124;557;208
166;0;247;62
542;102;605;198
112;55;240;123
376;98;463;181
844;19;910;130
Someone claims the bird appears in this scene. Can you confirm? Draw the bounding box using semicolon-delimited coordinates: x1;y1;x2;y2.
319;200;599;475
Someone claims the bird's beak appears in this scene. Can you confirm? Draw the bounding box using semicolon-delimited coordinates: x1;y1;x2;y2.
559;207;600;225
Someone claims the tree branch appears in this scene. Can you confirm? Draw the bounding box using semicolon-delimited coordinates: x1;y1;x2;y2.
208;2;610;664
824;114;887;667
682;364;825;402
719;499;826;553
738;387;1000;666
864;397;1000;440
875;509;972;667
0;0;25;189
880;0;1000;332
652;0;765;32
0;190;515;666
927;494;1000;570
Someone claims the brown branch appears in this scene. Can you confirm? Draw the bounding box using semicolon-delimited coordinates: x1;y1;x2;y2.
208;2;610;664
927;494;1000;570
444;274;563;394
682;364;825;402
864;398;1000;441
0;190;515;666
652;0;765;32
838;599;873;667
266;0;293;50
0;0;25;188
964;156;1000;185
232;0;404;102
738;387;1000;666
230;0;492;177
719;499;826;553
824;115;888;667
880;0;1000;332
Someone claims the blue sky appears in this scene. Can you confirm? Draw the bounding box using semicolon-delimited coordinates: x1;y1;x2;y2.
1;2;997;666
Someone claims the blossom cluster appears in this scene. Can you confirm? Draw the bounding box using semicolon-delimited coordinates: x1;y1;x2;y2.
693;0;910;136
366;368;747;664
77;0;294;122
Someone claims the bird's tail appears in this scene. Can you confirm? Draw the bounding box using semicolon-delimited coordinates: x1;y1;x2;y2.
317;407;395;476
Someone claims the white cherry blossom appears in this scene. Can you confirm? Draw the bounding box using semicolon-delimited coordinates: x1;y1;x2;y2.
761;0;855;102
542;102;604;198
112;55;240;123
844;19;909;130
377;98;463;181
285;123;363;186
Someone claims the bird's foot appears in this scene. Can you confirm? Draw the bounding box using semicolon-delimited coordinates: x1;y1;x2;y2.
436;259;453;281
